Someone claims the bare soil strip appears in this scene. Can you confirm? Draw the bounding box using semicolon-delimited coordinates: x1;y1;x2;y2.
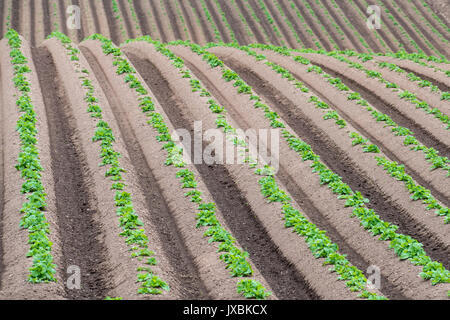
117;0;135;39
333;0;382;52
42;0;52;38
122;42;322;300
347;56;450;115
92;0;111;40
412;0;450;42
351;0;399;52
77;0;97;40
83;39;275;299
277;0;312;48
0;0;3;38
205;0;231;43
11;0;19;33
258;51;450;207
177;0;201;44
80;45;209;300
164;0;183;40
0;38;65;299
396;0;450;58
57;0;68;36
374;56;450;93
150;0;168;42
263;0;297;49
301;54;450;159
248;0;280;46
33;46;110;299
171;45;445;299
0;63;4;290
201;46;450;299
88;0;101;34
171;47;405;299
71;0;85;42
217;0;248;45
210;48;450;269
101;0;119;45
188;0;214;43
317;0;362;52
234;0;265;43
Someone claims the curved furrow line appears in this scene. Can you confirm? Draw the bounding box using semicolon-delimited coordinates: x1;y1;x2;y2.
204;0;231;43
188;0;214;43
332;0;381;52
247;0;280;46
169;46;409;300
217;0;249;45
300;53;450;158
177;0;201;44
210;46;450;262
164;0;183;40
317;0;362;52
396;0;450;56
277;0;311;48
345;56;450;115
0;36;65;299
168;42;449;299
32;43;111;299
121;41;319;300
79;44;210;300
117;0;135;39
263;0;298;49
101;0;119;45
82;36;275;300
131;0;151;37
412;0;450;43
125;39;389;300
234;0;266;43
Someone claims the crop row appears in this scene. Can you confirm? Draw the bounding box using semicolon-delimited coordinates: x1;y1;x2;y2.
91;33;271;299
178;40;450;285
5;29;57;282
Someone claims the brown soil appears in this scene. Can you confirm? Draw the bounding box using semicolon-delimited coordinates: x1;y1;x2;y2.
217;0;249;45
180;45;450;295
234;0;266;43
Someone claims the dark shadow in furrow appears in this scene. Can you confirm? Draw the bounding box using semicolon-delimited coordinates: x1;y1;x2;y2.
164;0;182;40
58;0;68;36
352;0;398;52
303;0;343;50
234;0;265;43
263;0;296;48
248;0;280;46
72;0;84;41
332;0;381;52
318;0;363;52
395;0;448;58
132;0;150;36
11;0;19;33
383;1;433;57
412;0;450;42
312;61;450;160
204;0;230;43
218;56;450;272
177;56;407;300
0;0;3;38
277;0;312;48
149;0;168;43
117;0;134;39
32;47;110;300
102;0;119;45
125;51;319;300
291;0;331;51
286;66;450;209
424;0;450;30
80;46;210;300
30;0;36;47
88;0;101;34
177;0;198;44
395;65;450;93
42;0;52;38
217;0;247;45
0;67;4;291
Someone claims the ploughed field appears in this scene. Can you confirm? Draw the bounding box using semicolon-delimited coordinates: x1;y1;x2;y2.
0;1;449;300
